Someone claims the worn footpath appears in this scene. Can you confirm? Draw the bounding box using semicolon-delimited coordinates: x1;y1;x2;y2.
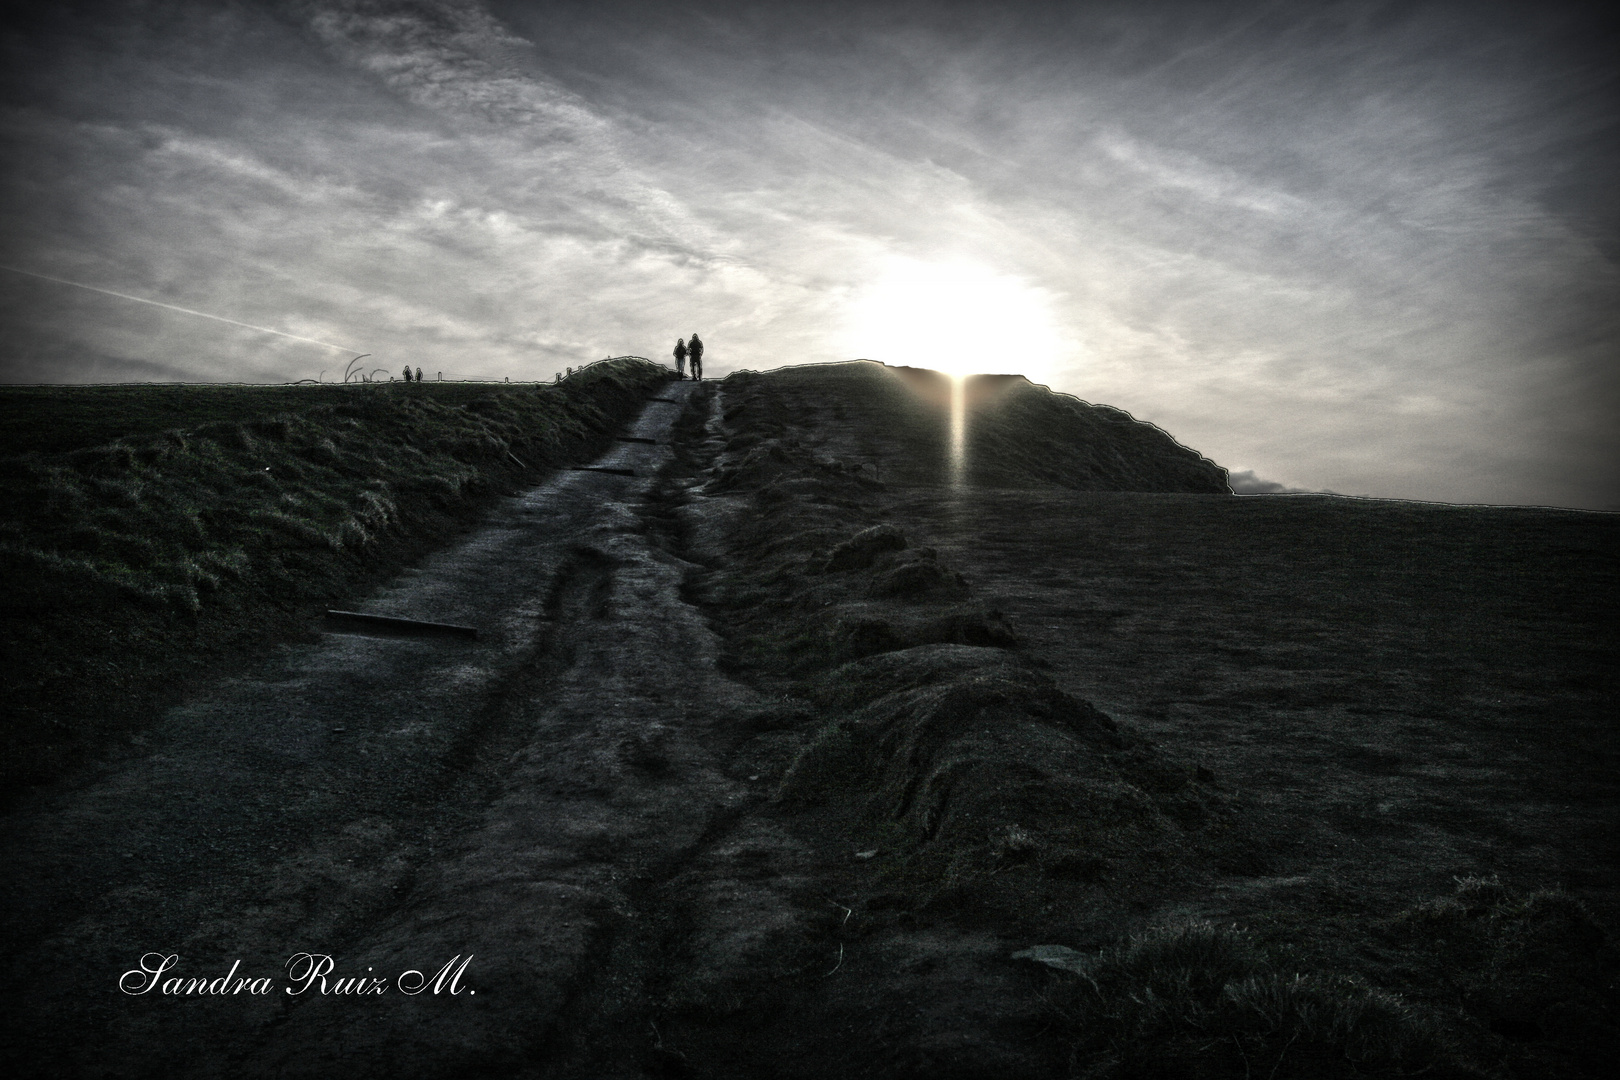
0;378;785;1077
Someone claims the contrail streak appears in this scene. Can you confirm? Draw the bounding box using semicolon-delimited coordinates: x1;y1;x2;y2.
0;264;357;352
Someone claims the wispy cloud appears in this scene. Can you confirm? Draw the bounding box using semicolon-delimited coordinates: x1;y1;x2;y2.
0;263;356;351
0;0;1614;507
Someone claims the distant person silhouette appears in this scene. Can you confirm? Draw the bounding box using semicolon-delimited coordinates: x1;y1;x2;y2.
673;337;687;377
688;332;703;380
416;366;423;383
402;365;413;383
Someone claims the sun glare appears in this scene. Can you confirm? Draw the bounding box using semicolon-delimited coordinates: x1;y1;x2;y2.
845;257;1066;381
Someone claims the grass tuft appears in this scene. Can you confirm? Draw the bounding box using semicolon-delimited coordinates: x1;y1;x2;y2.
1056;922;1457;1079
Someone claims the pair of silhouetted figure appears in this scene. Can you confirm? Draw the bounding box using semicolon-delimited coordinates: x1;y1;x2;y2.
673;333;703;380
401;365;424;383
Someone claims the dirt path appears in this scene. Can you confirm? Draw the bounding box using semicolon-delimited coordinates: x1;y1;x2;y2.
0;380;783;1077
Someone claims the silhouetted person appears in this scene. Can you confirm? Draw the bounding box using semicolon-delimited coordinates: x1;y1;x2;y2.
673;337;687;377
416;366;423;383
402;365;413;383
688;332;703;380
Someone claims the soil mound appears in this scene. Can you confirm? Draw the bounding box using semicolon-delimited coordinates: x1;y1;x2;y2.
957;371;1229;492
783;646;1175;865
722;360;1230;492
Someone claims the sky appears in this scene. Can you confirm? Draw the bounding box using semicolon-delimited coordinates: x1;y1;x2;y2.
1;1;1616;509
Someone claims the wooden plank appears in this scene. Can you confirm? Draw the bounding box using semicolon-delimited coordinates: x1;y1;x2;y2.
323;610;479;640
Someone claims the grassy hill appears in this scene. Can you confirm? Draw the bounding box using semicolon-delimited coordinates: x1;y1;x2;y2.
647;362;1618;1078
0;379;586;458
0;359;673;795
715;361;1229;492
2;358;1614;1077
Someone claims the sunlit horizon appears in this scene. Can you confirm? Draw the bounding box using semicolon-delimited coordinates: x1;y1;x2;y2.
843;257;1071;385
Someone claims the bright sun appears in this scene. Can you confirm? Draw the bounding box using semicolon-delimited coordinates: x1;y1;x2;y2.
845;257;1066;381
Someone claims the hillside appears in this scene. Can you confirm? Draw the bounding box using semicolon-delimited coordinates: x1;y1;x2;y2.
0;360;672;793
658;364;1617;1078
1;360;1615;1079
717;361;1230;493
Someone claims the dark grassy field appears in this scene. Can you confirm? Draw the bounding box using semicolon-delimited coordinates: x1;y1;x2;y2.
0;379;572;457
0;361;673;796
1;359;1613;1078
893;489;1619;1078
0;383;337;457
661;363;1620;1078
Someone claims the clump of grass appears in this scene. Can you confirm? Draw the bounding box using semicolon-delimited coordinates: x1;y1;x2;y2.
1054;922;1457;1079
1385;877;1617;1076
1048;879;1618;1079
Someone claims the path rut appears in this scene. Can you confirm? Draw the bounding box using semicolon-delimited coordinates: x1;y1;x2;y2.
0;379;765;1078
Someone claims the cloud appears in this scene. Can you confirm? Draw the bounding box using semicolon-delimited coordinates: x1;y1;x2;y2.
0;0;1614;508
1225;469;1316;496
